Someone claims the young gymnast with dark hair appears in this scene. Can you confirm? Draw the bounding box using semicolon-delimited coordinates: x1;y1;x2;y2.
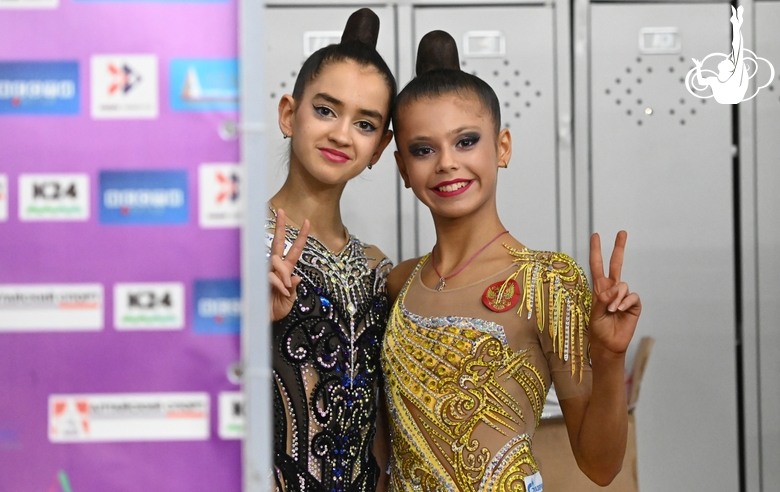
381;30;642;491
266;8;397;492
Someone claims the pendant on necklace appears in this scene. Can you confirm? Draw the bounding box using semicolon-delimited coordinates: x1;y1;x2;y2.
482;279;520;312
435;278;446;292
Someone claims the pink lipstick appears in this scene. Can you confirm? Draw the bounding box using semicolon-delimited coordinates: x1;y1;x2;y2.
319;148;350;164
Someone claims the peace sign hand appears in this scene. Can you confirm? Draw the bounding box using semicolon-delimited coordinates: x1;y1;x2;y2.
588;231;642;356
269;208;310;322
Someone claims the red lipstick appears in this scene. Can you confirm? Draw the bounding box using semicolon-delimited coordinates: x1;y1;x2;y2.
319;148;350;164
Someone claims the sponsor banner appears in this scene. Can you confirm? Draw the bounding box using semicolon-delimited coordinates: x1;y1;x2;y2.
0;174;7;222
170;59;238;112
0;284;103;332
18;173;89;221
0;0;58;8
193;279;240;334
49;393;210;442
91;55;158;119
99;170;188;224
114;282;184;330
198;163;242;228
0;61;78;114
218;391;244;439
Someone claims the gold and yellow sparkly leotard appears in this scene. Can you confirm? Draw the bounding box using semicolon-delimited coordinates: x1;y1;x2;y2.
381;247;593;492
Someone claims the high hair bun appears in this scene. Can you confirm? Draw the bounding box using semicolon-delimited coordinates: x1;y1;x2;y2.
341;8;380;49
415;30;460;76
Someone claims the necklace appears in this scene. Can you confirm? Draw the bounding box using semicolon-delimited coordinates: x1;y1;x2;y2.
430;230;509;291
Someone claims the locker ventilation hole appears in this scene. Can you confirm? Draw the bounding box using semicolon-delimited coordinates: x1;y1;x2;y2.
269;72;299;110
771;74;780;103
473;60;542;128
603;55;702;126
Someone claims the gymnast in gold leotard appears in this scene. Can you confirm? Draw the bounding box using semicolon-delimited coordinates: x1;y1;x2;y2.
380;31;642;492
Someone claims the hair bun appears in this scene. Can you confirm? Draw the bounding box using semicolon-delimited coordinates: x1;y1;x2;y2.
341;8;380;48
416;30;460;76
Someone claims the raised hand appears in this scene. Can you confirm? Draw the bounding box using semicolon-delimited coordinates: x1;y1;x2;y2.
588;231;641;356
269;208;310;322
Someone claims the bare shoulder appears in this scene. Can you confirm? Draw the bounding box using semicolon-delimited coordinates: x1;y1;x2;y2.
387;257;422;303
361;243;392;270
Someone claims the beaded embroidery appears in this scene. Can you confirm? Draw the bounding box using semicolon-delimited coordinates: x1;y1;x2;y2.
500;246;592;381
269;217;391;492
381;249;591;492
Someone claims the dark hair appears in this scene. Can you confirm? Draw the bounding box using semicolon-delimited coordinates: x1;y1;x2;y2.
291;8;397;131
393;30;501;134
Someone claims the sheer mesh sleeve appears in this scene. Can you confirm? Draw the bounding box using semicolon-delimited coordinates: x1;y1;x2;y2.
503;248;593;400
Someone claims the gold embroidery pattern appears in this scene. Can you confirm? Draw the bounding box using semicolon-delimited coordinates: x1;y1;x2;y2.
500;246;592;381
383;257;547;492
382;251;591;491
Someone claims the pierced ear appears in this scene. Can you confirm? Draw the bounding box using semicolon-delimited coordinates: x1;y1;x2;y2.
278;94;296;139
394;150;411;189
497;128;512;169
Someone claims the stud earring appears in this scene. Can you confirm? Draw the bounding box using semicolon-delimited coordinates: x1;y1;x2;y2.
368;163;373;170
283;133;289;139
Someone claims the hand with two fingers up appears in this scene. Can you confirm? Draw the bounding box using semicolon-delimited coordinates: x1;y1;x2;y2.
588;231;642;358
268;208;310;322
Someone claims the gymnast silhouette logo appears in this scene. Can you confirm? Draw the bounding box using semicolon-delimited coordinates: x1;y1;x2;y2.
686;6;774;104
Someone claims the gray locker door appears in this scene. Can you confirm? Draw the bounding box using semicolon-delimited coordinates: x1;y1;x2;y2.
755;2;780;486
412;6;559;254
263;7;399;263
591;3;737;490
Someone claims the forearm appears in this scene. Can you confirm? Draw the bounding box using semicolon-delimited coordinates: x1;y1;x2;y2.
573;347;629;485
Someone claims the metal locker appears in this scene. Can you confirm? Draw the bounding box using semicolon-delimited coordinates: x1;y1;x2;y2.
590;3;737;490
262;7;400;263
412;5;560;254
755;1;780;486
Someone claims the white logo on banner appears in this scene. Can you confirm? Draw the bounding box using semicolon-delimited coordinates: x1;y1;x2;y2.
0;174;7;222
91;55;158;119
218;391;245;439
0;0;58;9
0;284;103;332
114;283;185;330
199;163;243;228
686;6;775;104
19;173;89;221
49;393;210;442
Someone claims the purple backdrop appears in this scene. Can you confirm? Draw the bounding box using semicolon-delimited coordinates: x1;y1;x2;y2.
0;1;242;491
